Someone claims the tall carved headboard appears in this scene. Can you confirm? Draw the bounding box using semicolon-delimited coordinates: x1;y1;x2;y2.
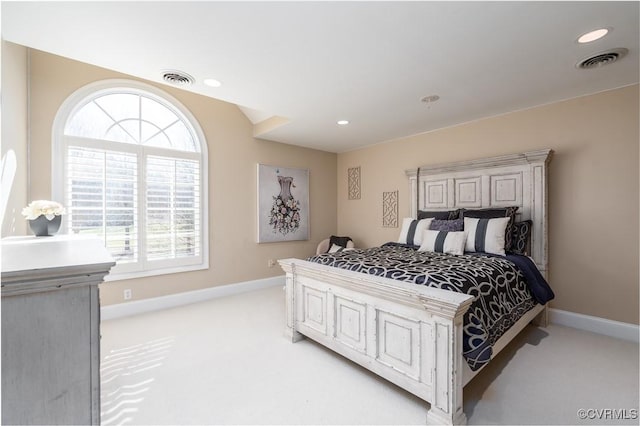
406;149;553;277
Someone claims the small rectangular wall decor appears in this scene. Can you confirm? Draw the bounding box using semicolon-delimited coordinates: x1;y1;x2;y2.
382;190;398;228
257;164;309;243
348;166;361;200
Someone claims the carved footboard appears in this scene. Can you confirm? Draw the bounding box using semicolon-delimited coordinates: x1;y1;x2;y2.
279;258;474;425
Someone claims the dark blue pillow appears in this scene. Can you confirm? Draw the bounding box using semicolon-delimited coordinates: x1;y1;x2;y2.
429;218;464;232
330;235;352;248
418;209;459;220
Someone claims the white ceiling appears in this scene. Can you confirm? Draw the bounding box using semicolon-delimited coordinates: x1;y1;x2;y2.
2;2;639;153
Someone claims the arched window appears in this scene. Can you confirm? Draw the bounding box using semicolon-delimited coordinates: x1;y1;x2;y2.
53;80;208;279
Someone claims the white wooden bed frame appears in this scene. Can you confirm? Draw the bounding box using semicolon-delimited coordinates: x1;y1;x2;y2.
279;149;552;425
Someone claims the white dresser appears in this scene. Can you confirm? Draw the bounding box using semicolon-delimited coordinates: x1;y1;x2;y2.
1;236;115;425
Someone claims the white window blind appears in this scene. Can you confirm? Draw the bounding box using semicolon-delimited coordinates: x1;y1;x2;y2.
67;146;138;263
146;155;200;261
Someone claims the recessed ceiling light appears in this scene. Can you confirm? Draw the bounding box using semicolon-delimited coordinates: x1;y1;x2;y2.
204;78;222;87
337;120;349;126
578;28;609;43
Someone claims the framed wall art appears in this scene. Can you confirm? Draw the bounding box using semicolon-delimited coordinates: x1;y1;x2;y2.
257;164;309;243
348;166;361;200
382;190;398;227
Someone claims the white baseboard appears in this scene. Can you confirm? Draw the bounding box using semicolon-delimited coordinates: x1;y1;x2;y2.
548;308;639;343
101;275;284;321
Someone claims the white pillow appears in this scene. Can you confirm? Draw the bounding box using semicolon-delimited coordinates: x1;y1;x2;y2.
328;243;344;253
419;230;467;255
464;217;510;255
397;217;433;246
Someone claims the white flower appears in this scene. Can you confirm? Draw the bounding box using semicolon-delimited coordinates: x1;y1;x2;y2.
22;200;66;221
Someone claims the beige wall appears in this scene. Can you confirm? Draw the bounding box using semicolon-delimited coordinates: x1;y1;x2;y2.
6;44;638;324
1;41;29;237
338;85;639;325
26;49;337;305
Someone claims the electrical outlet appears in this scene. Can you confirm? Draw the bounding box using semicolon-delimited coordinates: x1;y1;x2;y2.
267;259;276;268
124;289;132;300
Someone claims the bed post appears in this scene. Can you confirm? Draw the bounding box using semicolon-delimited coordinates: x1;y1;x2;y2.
526;149;553;328
533;305;549;327
421;297;471;425
282;262;305;342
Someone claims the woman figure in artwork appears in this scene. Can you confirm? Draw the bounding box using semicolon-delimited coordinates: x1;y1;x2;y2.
269;175;301;235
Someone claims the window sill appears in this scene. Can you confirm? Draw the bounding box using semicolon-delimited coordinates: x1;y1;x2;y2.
103;261;209;282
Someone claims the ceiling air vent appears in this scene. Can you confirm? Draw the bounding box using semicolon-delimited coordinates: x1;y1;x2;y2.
162;70;195;86
577;48;628;69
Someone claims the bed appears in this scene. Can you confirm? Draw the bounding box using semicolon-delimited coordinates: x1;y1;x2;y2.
278;149;553;425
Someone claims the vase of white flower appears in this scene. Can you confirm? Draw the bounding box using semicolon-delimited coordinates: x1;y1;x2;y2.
22;200;65;237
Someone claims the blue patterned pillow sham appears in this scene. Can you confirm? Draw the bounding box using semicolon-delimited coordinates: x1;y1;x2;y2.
428;218;464;232
510;220;532;255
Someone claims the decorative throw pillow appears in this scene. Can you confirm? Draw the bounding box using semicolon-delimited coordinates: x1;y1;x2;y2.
461;207;519;251
419;230;467;255
398;217;432;246
464;217;510;256
417;209;459;220
329;235;352;248
429;218;464;232
510;220;532;255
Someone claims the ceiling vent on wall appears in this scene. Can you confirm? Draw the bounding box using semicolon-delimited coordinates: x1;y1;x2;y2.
162;70;195;86
576;48;628;69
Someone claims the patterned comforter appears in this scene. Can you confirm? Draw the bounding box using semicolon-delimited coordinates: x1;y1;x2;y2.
307;243;554;371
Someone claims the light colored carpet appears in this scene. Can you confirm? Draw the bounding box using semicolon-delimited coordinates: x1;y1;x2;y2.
100;285;639;425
